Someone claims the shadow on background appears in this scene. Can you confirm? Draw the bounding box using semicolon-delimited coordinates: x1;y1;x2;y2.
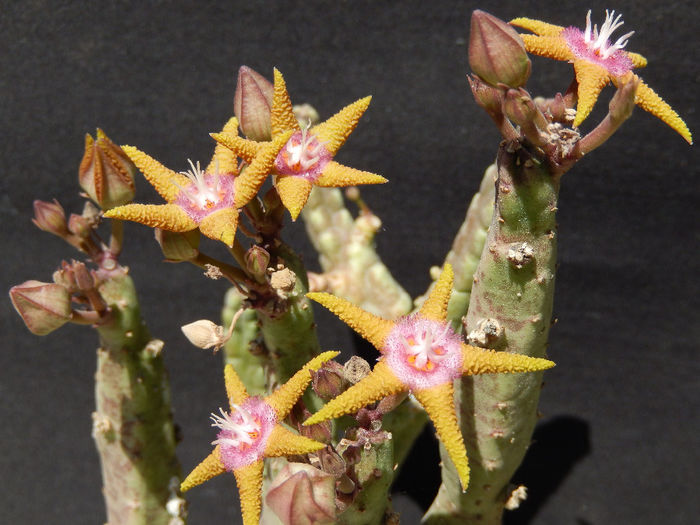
505;416;591;524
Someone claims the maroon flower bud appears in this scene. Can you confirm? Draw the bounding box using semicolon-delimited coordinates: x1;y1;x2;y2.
154;228;200;261
244;245;270;279
312;361;346;401
32;199;68;236
79;129;136;210
266;463;336;525
234;66;273;141
469;10;531;88
9;280;72;335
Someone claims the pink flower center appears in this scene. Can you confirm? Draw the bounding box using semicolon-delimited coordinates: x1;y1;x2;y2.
211;397;276;470
563;10;634;77
174;160;236;223
384;316;464;390
274;125;331;181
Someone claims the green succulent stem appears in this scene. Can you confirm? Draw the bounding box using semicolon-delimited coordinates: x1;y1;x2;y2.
425;141;559;524
93;270;183;525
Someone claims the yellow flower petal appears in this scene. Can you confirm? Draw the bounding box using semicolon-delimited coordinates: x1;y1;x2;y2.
461;344;554;376
627;52;647;69
104;203;197;232
198;207;239;247
121;145;190;202
315;161;388;188
509;17;564;37
627;79;693;144
207;117;240;175
521;34;573;62
413;382;470;491
210;132;262;164
418;263;453;321
271;68;301;137
303;361;405;426
306;293;394;350
233;459;264;525
224;363;250;407
266;351;340;419
234;130;294;207
573;59;611;126
180;445;226;492
311;96;371;156
264;425;325;457
275;175;314;221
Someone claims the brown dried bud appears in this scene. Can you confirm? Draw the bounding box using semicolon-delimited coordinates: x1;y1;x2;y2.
469;10;531;88
234;66;273;141
312;361;346;401
266;463;336;525
154;228;200;261
9;280;72;335
79;129;136;210
343;356;371;384
32;199;68;236
245;246;270;279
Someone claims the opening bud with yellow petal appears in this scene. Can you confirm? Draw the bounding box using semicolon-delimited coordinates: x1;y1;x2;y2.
154;228;200;262
266;463;337;525
469;10;531;88
79;129;136;210
9;280;72;335
234;65;274;141
32;199;69;237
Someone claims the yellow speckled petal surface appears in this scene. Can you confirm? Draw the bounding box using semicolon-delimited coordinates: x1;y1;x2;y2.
275;175;314;221
210;132;262;164
224;363;250;407
306;292;394;350
419;264;453;322
520;34;573;62
233;459;264;525
180;446;226;492
413;382;470;491
121;145;190;202
104;203;196;232
627;52;647;69
509;17;564;37
311;96;371;156
628;79;693;144
315;161;388;188
461;344;554;376
264;425;325;457
271;69;301;137
266;351;339;419
198;207;238;247
573;59;611;126
207;117;240;175
304;361;405;426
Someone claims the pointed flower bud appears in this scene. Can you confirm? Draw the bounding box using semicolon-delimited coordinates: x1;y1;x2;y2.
9;280;72;335
234;66;273;141
469;10;531;88
32;199;69;236
154;228;200;261
266;463;336;525
312;361;346;401
79;129;136;210
244;246;270;280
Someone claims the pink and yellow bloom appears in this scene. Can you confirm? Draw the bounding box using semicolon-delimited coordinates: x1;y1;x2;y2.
181;351;338;525
305;264;554;491
212;69;387;220
510;10;692;143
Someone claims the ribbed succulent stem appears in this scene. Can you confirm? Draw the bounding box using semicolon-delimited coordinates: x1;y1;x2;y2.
93;271;183;525
425;141;559;524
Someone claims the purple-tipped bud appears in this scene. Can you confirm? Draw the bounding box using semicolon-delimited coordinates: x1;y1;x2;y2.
266;463;337;525
312;361;346;401
469;10;531;88
68;213;91;238
32;199;69;236
79;129;136;210
245;246;270;279
234;66;274;141
154;228;200;261
9;280;72;335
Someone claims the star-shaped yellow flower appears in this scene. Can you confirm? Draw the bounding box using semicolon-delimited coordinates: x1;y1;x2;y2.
212;69;388;220
510;10;692;143
105;117;293;246
304;264;554;491
180;351;338;525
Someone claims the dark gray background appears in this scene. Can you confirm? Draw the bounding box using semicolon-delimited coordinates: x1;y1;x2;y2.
2;1;698;523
